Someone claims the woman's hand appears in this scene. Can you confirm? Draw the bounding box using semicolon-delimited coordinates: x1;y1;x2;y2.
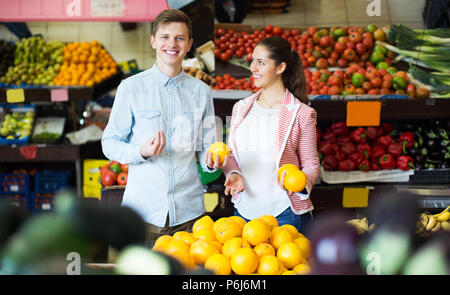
140;130;166;158
277;171;297;197
224;173;245;198
206;151;229;170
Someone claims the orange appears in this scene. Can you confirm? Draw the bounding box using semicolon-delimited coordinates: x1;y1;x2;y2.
193;215;214;233
213;217;228;232
228;216;247;230
189;240;219;265
152;235;172;252
270;227;295;251
277;242;303;269
173;231;196;246
258;215;279;230
297;232;306;239
257;255;283;275
214;218;242;244
242;219;272;246
253;243;275;257
207;142;230;164
211;241;223;253
164;239;190;255
204;253;231;275
193;228;217;242
293;237;311;259
277;164;299;182
280;224;300;238
293;263;311;275
230;248;259;275
283;169;307;192
222;237;251;259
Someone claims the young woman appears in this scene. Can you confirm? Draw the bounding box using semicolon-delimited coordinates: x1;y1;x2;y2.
207;36;320;235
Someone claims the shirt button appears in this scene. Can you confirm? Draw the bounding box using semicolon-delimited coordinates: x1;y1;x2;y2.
167;152;171;156
168;172;173;176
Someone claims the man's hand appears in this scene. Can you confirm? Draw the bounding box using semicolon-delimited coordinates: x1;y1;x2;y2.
206;151;229;170
224;173;245;198
277;171;297;197
140;130;166;158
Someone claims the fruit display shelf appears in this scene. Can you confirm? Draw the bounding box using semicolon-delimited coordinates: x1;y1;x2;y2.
0;69;123;103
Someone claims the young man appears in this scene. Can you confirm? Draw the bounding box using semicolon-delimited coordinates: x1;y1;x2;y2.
101;9;217;247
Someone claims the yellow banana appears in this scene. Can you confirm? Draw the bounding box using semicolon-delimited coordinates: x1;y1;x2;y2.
425;216;437;231
430;221;441;233
436;211;450;222
420;213;429;228
433;206;449;218
441;221;450;232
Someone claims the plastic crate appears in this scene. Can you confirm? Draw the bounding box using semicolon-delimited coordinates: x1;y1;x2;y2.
0;173;31;194
0;193;31;210
31;192;55;213
35;170;71;194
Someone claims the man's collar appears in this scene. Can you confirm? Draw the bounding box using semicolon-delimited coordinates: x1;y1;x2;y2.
151;63;185;88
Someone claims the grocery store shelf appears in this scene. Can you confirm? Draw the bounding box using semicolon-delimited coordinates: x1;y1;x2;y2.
212;95;450;120
0;144;80;162
311;183;450;210
0;71;123;103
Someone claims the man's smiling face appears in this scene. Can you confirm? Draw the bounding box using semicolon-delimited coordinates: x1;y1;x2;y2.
150;22;193;69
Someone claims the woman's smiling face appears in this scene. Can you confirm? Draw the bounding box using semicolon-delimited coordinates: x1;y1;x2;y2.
250;45;285;89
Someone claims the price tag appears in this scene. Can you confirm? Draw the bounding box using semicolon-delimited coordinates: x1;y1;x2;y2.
346;101;381;126
204;193;219;212
50;88;69;102
342;187;369;208
6;89;25;103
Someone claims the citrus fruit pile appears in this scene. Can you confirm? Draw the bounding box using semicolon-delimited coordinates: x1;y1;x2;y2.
53;40;117;87
152;214;312;275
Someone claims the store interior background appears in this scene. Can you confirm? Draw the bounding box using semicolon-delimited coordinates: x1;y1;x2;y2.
0;0;426;73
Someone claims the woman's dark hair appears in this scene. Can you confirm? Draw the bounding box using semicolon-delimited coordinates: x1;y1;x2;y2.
257;37;308;104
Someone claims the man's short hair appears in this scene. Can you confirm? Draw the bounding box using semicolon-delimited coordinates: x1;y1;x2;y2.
152;9;193;39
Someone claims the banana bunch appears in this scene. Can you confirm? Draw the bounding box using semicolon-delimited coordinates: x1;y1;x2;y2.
416;206;450;237
346;217;376;235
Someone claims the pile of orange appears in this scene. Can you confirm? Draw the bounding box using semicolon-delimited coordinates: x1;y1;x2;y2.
152;214;312;275
53;40;117;87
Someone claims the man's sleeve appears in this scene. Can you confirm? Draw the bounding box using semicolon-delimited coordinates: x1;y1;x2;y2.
101;81;148;164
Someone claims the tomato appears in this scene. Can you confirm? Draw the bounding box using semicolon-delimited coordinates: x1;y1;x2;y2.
382;79;392;89
319;36;332;47
415;87;430;99
121;163;129;174
246;52;252;62
343;48;356;61
351;73;365;88
367;89;380;95
362;37;374;48
394;71;408;82
291;28;300;36
220;52;230;62
392;76;406;90
355;43;367;55
406;83;415;94
307;26;318;37
265;24;273;33
102;170;117;186
273;26;282;35
329;75;342;87
362;81;373;91
373;29;386;41
217;28;226;36
315;58;328;69
100;165;111;176
345;84;356;94
349;32;362;43
355;88;365;95
223;73;231;80
117;172;127;186
371;77;382;88
327;57;337;67
337;58;348;68
328;85;342;95
380;88;391;95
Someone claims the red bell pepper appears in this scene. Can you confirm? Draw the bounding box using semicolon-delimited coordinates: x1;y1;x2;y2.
359;159;370;172
357;143;371;159
348;152;365;166
379;153;396;170
322;155;338;171
338;159;356;171
319;142;336;155
371;160;382;171
399;131;415;153
350;127;367;144
340;142;356;155
322;131;336;143
377;135;393;148
366;127;379;142
335;150;347;161
336;135;352;145
371;145;385;161
381;123;394;135
387;142;403;157
396;155;415;171
330;121;348;137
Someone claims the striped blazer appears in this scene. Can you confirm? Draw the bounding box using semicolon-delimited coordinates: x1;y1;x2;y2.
223;89;320;214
